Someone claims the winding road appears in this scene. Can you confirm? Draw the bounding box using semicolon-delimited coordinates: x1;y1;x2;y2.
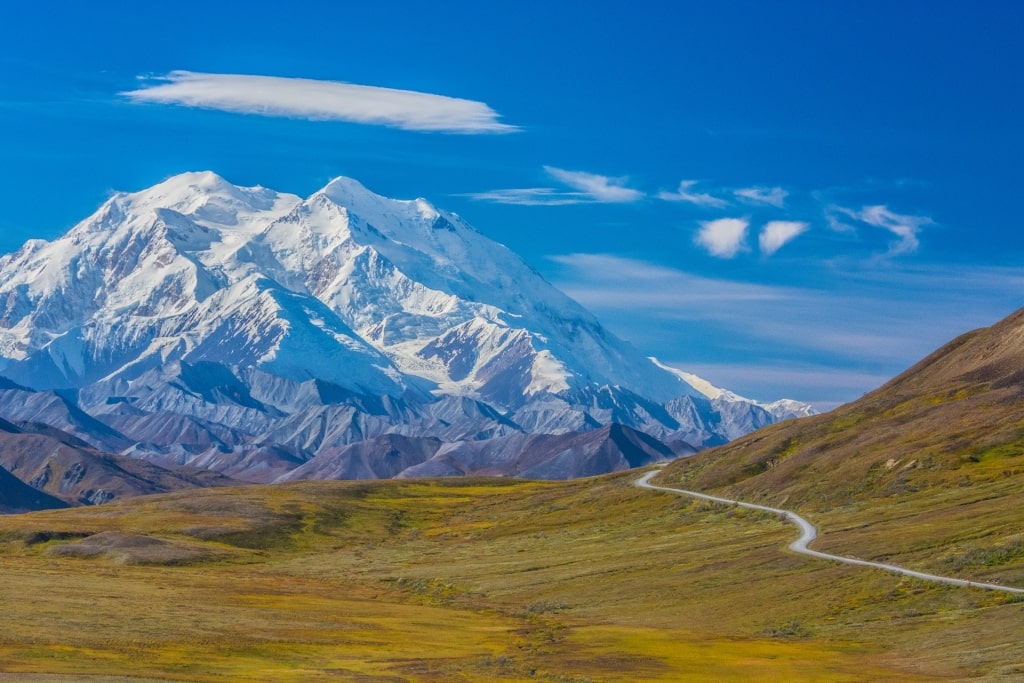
635;469;1024;594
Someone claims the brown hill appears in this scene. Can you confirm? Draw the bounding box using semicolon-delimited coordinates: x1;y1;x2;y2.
0;463;68;513
662;307;1024;508
277;424;692;482
0;419;236;506
656;306;1024;588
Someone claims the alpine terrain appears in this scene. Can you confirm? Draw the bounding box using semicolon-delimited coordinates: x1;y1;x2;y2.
0;307;1022;680
0;172;811;501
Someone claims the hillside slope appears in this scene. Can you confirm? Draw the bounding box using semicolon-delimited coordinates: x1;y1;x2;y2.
662;307;1024;505
657;306;1024;588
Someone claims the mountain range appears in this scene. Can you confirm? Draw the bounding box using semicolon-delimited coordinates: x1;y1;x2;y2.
0;172;810;505
3;296;1023;678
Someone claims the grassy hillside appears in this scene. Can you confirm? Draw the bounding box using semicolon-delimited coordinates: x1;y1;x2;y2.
0;472;1021;681
658;310;1024;594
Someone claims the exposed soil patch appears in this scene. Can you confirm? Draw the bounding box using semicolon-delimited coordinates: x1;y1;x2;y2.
46;530;222;565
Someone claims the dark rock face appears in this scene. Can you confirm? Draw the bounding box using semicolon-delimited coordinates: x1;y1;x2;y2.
0;423;235;507
0;463;67;513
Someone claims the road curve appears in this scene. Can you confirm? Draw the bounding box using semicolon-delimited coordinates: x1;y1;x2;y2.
635;469;1024;594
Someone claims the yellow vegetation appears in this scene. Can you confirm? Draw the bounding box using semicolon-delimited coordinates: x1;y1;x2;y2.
0;471;1020;681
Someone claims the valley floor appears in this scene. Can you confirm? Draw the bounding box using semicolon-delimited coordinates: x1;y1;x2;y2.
0;470;1021;681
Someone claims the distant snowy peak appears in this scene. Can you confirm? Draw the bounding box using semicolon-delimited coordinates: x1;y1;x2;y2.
760;398;817;421
649;358;815;420
650;358;747;402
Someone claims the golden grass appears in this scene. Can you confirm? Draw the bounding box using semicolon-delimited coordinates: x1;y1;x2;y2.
0;472;1020;681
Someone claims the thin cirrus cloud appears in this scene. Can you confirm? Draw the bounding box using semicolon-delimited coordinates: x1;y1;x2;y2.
548;253;793;304
460;188;590;206
463;166;644;205
548;254;1010;357
542;166;644;203
120;71;519;134
657;180;728;207
695;218;749;258
833;204;932;255
734;186;788;208
548;253;1024;405
759;220;809;255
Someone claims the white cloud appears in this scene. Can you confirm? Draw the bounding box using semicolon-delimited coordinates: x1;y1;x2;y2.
824;210;857;233
759;220;809;255
542;166;644;203
735;186;788;208
121;71;518;133
695;218;749;258
657;180;728;207
458;188;588;206
552;256;1024;363
549;253;790;304
467;166;643;205
550;253;682;282
855;205;930;254
836;204;932;255
547;253;1024;405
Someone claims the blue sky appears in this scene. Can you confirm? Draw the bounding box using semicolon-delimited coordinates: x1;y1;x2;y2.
2;1;1022;408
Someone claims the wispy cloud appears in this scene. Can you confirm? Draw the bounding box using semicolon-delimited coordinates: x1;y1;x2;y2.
735;186;788;208
549;253;790;304
835;204;932;255
547;253;1024;405
121;71;519;133
824;211;857;233
459;188;588;206
759;220;809;255
542;166;644;203
695;218;749;258
465;166;643;205
855;205;931;255
657;180;728;207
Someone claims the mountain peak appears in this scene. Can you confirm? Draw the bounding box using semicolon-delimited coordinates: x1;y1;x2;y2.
320;175;374;197
317;176;442;228
0;171;814;483
139;170;242;202
122;171;299;229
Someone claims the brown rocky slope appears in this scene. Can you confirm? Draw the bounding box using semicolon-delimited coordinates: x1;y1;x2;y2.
661;306;1024;509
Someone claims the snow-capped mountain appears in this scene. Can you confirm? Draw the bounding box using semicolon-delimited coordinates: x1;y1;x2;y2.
0;171;813;485
650;358;816;423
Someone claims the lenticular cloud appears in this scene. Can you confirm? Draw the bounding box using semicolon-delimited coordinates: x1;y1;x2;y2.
122;71;518;134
